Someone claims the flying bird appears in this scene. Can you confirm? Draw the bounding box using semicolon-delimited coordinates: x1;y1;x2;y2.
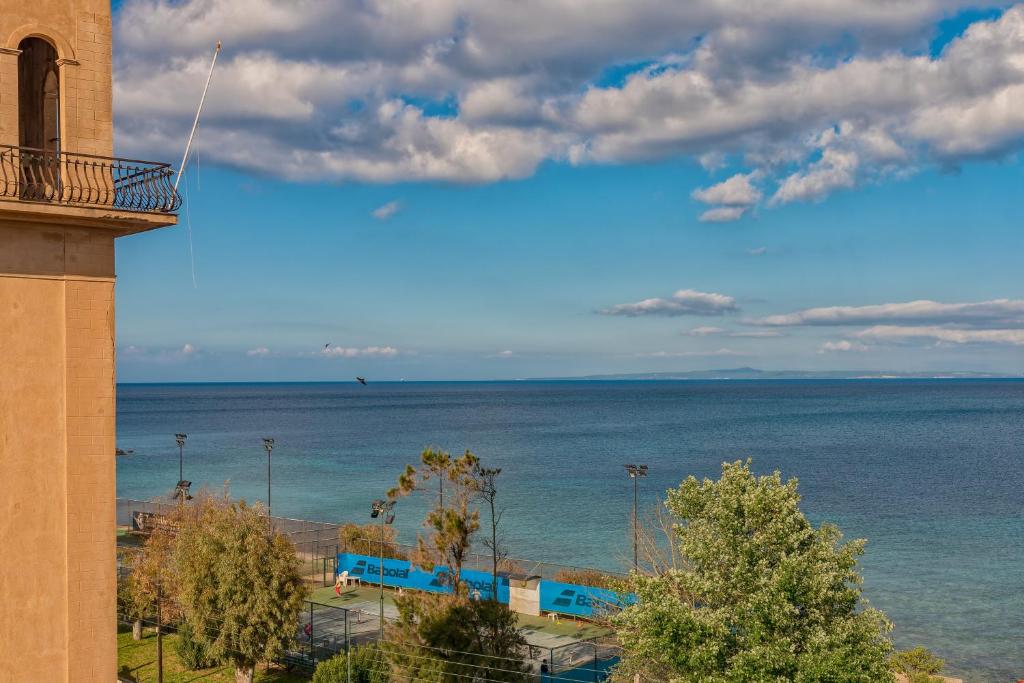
356;377;367;385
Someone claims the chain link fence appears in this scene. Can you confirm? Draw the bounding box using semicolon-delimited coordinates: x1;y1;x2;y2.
116;498;622;679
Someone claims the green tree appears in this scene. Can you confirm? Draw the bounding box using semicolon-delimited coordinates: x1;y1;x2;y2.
312;644;388;683
173;498;309;683
892;647;945;683
388;592;530;682
390;447;480;587
119;514;182;640
613;459;895;683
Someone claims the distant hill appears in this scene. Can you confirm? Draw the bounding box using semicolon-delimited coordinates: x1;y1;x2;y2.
535;367;1016;381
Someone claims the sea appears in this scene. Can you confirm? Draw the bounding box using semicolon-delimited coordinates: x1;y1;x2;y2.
115;380;1024;682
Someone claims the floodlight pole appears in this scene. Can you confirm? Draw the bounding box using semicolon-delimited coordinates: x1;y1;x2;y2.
632;473;638;569
262;438;275;520
379;507;385;640
371;499;395;641
625;464;648;572
175;433;187;484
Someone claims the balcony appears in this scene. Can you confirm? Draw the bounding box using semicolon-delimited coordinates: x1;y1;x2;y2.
0;145;181;215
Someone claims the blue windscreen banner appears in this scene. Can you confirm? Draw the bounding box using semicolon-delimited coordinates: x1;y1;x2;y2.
538;580;632;618
335;552;632;618
336;553;509;602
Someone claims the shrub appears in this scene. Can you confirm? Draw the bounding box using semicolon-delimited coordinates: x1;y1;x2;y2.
338;523;407;560
892;647;945;683
312;645;388;683
174;622;216;670
554;568;618;590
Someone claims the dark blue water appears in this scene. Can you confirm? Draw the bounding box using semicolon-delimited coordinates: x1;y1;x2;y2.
115;380;1024;681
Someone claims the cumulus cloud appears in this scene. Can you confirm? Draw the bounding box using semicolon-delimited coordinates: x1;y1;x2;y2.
747;246;769;256
683;326;726;336
682;326;783;338
855;325;1024;345
695;172;762;202
372;200;402;220
247;346;271;357
600;289;738;317
749;298;1024;328
819;340;870;353
111;1;1024;215
118;343;201;362
699;206;750;222
321;345;400;357
692;172;762;222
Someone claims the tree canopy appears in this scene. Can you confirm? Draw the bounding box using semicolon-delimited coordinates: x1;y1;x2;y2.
613;459;895;683
173;498;308;683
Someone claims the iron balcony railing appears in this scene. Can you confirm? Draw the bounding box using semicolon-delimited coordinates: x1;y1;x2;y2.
0;144;180;213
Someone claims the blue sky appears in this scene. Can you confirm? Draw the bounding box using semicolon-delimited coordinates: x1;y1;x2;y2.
111;1;1024;381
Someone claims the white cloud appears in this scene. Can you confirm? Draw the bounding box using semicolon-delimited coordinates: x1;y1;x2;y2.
600;288;738;317
112;1;1024;216
247;346;271;357
117;343;200;362
683;326;726;336
818;340;869;353
855;325;1024;345
693;172;762;205
728;330;783;338
681;326;782;338
772;147;859;204
699;206;749;223
638;348;745;358
749;298;1024;328
321;345;400;357
746;246;769;256
372;200;402;220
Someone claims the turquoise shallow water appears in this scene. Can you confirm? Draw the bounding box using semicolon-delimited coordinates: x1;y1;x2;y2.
115;380;1024;681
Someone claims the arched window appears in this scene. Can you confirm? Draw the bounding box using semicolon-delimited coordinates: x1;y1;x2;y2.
18;37;60;152
17;37;61;200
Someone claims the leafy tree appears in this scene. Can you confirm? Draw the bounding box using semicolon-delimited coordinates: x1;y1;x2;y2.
174;622;217;670
613;459;895;683
173;498;309;683
312;644;388;683
119;514;182;640
388;592;530;682
892;647;945;683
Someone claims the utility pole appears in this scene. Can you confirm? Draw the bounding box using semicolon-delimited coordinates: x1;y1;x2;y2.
156;575;164;683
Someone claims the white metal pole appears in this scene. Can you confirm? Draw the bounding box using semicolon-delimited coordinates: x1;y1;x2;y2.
174;41;221;194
